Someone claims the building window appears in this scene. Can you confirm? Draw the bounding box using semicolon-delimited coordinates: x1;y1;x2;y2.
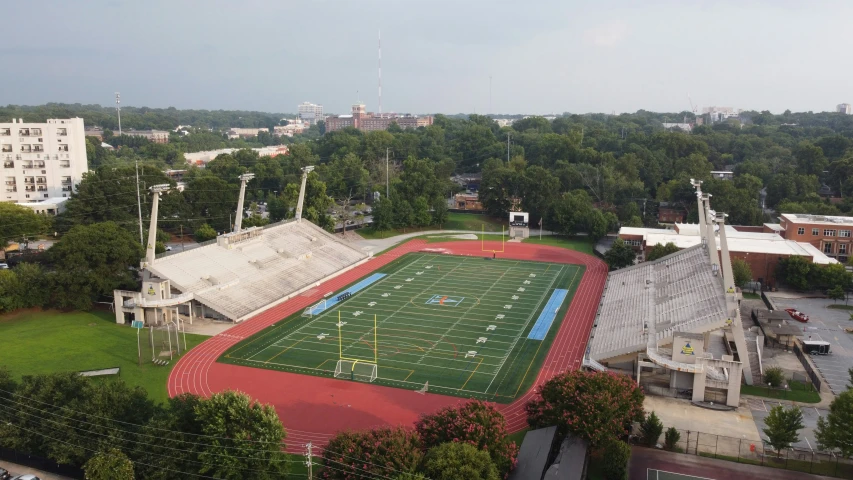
797;227;805;235
840;244;848;255
824;243;834;254
825;229;837;237
842;230;851;238
813;228;819;236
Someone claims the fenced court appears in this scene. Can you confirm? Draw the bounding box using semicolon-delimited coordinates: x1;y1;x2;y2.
219;252;582;401
648;470;714;480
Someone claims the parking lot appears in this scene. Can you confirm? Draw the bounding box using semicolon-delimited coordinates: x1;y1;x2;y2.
747;397;827;451
768;296;853;395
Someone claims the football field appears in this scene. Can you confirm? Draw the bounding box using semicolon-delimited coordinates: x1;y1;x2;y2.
219;252;583;401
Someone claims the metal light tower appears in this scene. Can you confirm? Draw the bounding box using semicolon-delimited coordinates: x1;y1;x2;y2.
145;184;171;267
378;30;382;116
233;173;255;233
115;92;122;136
295;166;315;222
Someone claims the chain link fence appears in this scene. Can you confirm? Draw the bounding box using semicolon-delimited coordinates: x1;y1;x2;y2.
655;428;853;478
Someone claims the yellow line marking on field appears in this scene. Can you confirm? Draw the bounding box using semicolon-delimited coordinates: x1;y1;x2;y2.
315;359;334;370
461;357;484;390
404;370;415;381
265;336;309;364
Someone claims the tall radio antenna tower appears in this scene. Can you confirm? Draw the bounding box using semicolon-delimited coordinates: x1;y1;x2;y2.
378;30;382;116
115;92;122;135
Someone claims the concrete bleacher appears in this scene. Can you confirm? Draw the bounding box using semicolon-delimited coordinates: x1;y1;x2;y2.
589;245;728;362
147;220;369;322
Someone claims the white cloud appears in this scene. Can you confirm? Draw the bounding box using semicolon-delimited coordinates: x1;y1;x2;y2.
583;20;629;47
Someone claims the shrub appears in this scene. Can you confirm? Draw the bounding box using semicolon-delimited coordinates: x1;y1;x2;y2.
664;427;680;451
422;442;500;480
320;426;423;480
83;448;134;480
639;411;663;447
601;439;631;480
194;223;217;242
764;366;785;387
526;370;645;447
415;400;518;477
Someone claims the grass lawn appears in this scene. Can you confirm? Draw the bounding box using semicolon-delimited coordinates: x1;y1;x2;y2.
0;310;207;403
358;212;506;239
827;304;853;311
522;235;595;255
741;292;761;300
741;380;821;403
220;252;583;402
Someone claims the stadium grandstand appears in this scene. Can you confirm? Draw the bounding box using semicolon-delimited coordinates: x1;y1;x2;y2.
114;167;369;324
586;180;753;407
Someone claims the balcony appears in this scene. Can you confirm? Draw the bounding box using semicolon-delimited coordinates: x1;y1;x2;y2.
18;129;30;136
5;181;15;186
24;186;35;192
1;146;11;153
31;129;42;136
60;161;70;168
62;186;72;192
20;146;31;153
58;145;69;152
21;162;33;169
5;187;16;193
33;161;45;168
0;129;10;136
3;162;12;168
33;146;43;152
35;178;46;184
57;128;67;136
37;186;47;192
23;178;34;184
61;178;71;185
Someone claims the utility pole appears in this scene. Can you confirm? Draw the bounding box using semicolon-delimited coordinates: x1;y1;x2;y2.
305;443;314;479
119;92;143;247
385;148;390;198
489;75;492;114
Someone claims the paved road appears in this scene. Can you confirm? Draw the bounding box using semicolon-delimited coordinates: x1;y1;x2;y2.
0;460;73;480
768;296;853;394
747;397;827;452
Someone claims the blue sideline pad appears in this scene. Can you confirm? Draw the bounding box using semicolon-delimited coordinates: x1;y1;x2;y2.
527;289;569;340
307;273;387;315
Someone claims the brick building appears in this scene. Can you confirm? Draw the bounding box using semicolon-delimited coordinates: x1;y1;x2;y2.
769;213;853;263
658;202;687;224
325;104;433;133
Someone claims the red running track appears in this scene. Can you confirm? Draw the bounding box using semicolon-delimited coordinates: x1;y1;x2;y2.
167;240;607;450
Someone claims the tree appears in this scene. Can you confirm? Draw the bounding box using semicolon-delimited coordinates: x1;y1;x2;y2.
732;257;753;288
415;400;518;477
320;427;423;480
604;239;636;270
526;370;645;447
640;411;664;447
763;366;785;388
600;438;631;480
0;203;48;249
372;196;395;231
193;391;289;479
777;255;813;291
47;222;143;310
664;427;681;451
83;448;134;480
829;285;846;303
194;223;217;242
816;389;853;458
432;197;449;228
646;242;680;261
412;196;432;227
422;442;500;480
762;405;804;456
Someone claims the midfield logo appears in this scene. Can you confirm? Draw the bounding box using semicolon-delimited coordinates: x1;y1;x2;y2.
425;295;465;307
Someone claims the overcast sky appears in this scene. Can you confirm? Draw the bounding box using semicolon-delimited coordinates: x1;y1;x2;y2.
2;0;851;115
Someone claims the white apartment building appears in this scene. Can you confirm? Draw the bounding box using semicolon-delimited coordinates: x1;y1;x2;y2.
837;103;852;115
1;118;88;212
297;102;324;125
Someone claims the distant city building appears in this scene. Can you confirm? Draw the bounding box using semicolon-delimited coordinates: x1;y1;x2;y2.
662;122;692;132
122;129;170;143
325;104;433;133
702;106;742;123
454;193;483;211
710;171;734;181
226;128;267;139
297;102;324;125
494;118;515;127
273;123;307;137
84;127;104;140
2;118;88;213
183;146;289;167
837;103;852;114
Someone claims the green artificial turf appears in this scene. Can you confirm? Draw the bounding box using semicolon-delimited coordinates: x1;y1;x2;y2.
522;235;595;255
0;310;207;403
741;380;821;403
220;252;583;402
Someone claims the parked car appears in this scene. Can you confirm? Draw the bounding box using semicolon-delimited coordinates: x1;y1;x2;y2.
802;340;831;355
0;467;11;480
11;475;41;480
165;245;173;251
0;263;8;269
784;308;809;323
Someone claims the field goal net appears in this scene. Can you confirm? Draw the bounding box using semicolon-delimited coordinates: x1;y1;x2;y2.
334;360;378;383
302;299;327;318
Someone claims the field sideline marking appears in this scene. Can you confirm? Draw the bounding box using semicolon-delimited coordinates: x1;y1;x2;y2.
461;357;484;390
